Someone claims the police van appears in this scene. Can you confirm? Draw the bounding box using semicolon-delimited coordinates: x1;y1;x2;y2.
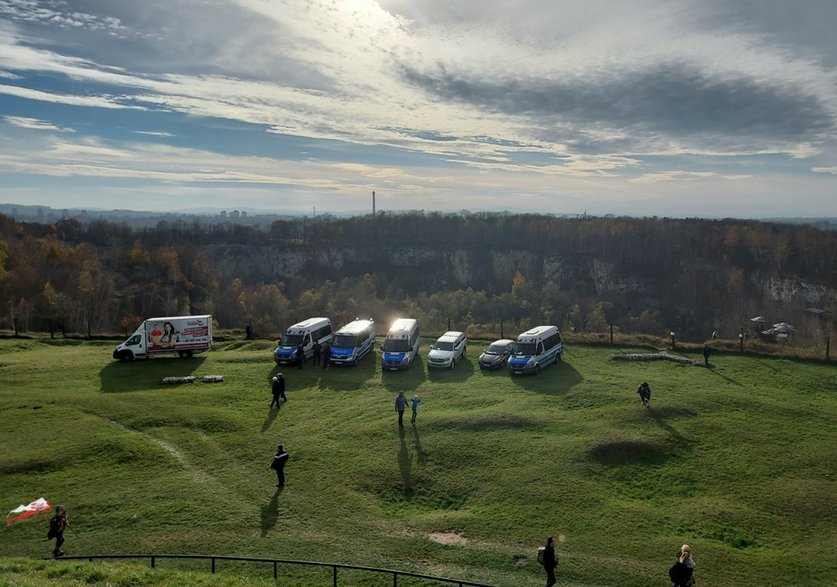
381;318;420;371
273;317;333;365
328;319;376;366
507;325;563;375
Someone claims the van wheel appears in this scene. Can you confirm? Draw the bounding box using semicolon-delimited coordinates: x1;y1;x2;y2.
179;350;193;359
556;352;562;363
119;350;134;362
534;363;541;374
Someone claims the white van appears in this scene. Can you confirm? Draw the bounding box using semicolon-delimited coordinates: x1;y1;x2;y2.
427;331;467;369
273;317;333;365
328;319;376;366
507;325;563;375
381;318;420;371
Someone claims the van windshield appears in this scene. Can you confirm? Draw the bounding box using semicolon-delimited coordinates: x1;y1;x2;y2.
281;334;303;346
383;339;410;353
333;334;358;348
514;342;537;355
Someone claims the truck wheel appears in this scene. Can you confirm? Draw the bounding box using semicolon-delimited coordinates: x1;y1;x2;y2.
179;350;193;359
120;350;134;362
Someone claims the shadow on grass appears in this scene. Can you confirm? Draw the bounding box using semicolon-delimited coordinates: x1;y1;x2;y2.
427;357;475;382
588;440;671;465
438;414;545;432
315;351;377;391
261;402;284;433
647;406;691;448
398;426;412;487
509;360;583;395
707;366;744;386
99;357;206;392
260;486;284;537
411;422;427;465
381;357;426;392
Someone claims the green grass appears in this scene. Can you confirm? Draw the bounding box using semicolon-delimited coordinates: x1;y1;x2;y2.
0;339;834;586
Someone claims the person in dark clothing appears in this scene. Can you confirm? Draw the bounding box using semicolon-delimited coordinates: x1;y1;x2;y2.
321;342;331;369
703;344;711;367
271;374;286;407
49;505;69;557
669;544;696;587
312;340;321;366
395;391;408;427
296;343;305;369
543;536;558;587
270;444;289;487
636;381;651;406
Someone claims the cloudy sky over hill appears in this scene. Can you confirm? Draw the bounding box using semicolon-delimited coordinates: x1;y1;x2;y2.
1;0;836;217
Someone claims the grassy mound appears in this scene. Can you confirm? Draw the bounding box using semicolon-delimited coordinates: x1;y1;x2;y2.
0;340;834;586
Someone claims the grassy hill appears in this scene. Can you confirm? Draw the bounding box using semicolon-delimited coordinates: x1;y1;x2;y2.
0;338;834;586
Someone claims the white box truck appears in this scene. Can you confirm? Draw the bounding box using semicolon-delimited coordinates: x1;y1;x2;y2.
113;315;212;361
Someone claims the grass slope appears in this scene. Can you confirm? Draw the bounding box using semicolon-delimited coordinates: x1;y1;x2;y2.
0;338;834;586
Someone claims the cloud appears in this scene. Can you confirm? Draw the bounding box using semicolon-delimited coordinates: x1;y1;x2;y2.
134;130;174;137
811;166;837;174
4;115;73;132
630;171;752;183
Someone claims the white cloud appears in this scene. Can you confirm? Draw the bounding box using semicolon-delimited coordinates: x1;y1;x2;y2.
811;166;837;174
4;115;73;132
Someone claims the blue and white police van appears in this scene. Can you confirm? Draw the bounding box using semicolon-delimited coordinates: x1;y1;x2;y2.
507;325;563;375
381;318;420;371
328;319;376;366
273;317;333;365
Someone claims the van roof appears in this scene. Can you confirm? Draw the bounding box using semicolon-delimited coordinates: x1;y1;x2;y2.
147;315;211;322
335;319;374;334
289;317;331;329
388;318;417;332
517;326;558;342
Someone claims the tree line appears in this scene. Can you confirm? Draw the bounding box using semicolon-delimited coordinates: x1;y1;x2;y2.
0;212;834;346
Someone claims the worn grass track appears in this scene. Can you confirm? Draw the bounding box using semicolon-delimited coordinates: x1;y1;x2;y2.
0;338;834;586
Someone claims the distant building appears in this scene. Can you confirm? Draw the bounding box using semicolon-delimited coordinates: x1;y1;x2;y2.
220;210;227;217
230;210;240;218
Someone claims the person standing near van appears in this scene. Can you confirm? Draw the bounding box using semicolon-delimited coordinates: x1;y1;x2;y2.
395;391;408;427
296;342;305;369
312;340;322;366
321;342;331;369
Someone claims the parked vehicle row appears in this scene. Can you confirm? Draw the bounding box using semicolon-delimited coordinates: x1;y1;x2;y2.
113;314;563;376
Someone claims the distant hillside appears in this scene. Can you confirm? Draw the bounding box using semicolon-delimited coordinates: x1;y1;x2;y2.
0;212;834;345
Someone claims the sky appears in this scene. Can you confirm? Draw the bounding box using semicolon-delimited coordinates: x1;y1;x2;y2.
0;0;836;218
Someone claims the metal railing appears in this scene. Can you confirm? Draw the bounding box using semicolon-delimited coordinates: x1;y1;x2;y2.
55;554;498;586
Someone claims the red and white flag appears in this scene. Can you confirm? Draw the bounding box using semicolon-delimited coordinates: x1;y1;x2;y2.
6;498;52;526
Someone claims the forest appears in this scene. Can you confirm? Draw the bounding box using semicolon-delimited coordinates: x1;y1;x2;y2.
0;212;834;347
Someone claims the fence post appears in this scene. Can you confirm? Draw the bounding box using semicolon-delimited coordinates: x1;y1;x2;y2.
827;336;831;361
151;556;155;569
393;571;398;586
211;557;216;574
274;561;278;580
333;565;337;587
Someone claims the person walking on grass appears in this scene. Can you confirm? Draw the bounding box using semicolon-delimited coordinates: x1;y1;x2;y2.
542;535;558;587
48;505;68;557
271;373;286;407
411;394;422;423
636;381;651;407
395;391;408;427
669;543;696;587
270;444;289;487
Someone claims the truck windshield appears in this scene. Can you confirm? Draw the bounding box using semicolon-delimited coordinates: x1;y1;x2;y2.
383;339;410;353
514;342;537;355
333;334;358;348
281;334;303;346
